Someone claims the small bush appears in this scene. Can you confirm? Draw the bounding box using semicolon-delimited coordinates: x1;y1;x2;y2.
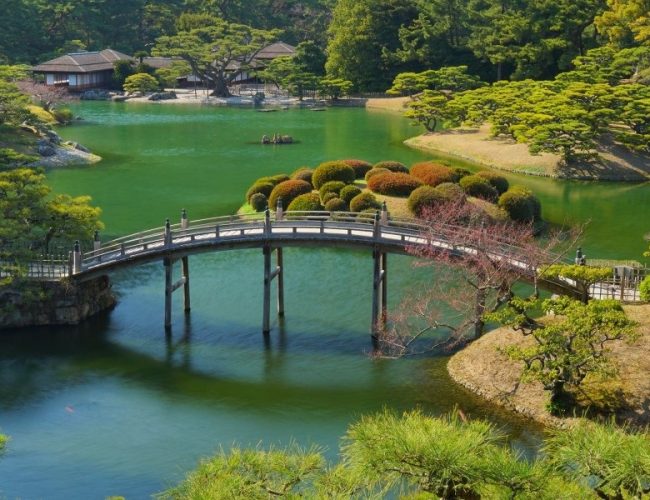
339;185;362;204
52;107;74;124
477;171;509;194
407;186;447;216
410;162;457;186
319;181;347;200
325;197;348;212
350;192;381;212
322;192;338;204
258;174;290;186
459;175;499;201
290;167;314;185
367;172;422;197
287;192;323;211
268;179;313;209
342;159;373;179
498;186;542;222
246;182;274;202
312;161;355;189
640;276;650;301
436;182;466;201
452;167;472;180
373;161;408;173
249;193;268;212
365;167;389;181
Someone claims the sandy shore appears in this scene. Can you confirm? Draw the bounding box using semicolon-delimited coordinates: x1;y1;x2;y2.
447;304;650;427
365;96;410;112
123;88;310;107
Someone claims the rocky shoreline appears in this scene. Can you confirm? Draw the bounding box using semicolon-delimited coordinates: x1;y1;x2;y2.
28;128;101;168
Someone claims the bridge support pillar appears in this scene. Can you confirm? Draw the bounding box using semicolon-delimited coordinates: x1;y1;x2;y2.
371;250;387;338
182;256;191;313
163;255;191;330
263;245;284;334
164;257;173;329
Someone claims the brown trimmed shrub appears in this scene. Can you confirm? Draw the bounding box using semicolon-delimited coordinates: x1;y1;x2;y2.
312;161;355;189
436;182;466;201
410;162;457;186
290;167;314;185
339;185;362;204
249;192;268;212
407;186;446;216
367;172;422;197
459;175;499;201
342;159;373;179
477;171;509;195
268;179;313;209
325;197;348;212
319;181;346;200
287;192;323;211
365;167;389;181
498;186;541;222
373;161;408;173
246;182;274;202
350;192;381;212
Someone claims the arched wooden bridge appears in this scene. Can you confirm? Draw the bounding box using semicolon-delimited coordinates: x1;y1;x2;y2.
26;207;639;336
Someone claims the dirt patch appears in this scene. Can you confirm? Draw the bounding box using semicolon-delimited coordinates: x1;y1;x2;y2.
406;126;650;181
448;304;650;427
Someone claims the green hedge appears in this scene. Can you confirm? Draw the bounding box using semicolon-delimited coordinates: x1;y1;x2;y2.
342;159;373;179
339;185;362;204
407;185;446;216
246;181;274;202
410;162;457;186
459;175;499;201
319;181;347;200
498;186;541;222
325;197;348;212
367;172;422;197
249;192;268;212
312;161;356;189
477;171;509;195
373;161;408;173
287;192;323;211
436;182;466;200
290;167;314;185
268;179;313;209
350;192;381;212
365;167;389;181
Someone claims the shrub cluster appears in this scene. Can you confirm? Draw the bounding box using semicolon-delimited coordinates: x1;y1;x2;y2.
287;192;323;211
249;192;268;212
339;185;362;204
373;161;408;173
367;172;422;197
312;161;355;189
319;181;346;200
259;174;290;185
325;197;348;212
342;159;373;179
410;162;458;186
365;167;389;181
498;186;541;222
290;167;314;185
407;185;446;216
459;175;499;201
350;192;381;212
436;182;466;200
476;171;509;194
268;179;312;209
246;181;274;202
321;192;338;204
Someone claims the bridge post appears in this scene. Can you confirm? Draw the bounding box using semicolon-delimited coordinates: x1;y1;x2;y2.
371;248;381;337
164;218;172;247
380;201;388;225
263;245;272;334
182;256;191;313
276;198;284;221
164;257;173;329
181;208;189;230
381;252;387;323
276;247;284;317
72;240;81;274
93;230;101;252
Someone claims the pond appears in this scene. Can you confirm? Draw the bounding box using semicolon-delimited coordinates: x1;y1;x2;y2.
1;103;648;498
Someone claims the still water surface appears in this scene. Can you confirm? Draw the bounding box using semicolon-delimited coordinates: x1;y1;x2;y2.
1;103;648;498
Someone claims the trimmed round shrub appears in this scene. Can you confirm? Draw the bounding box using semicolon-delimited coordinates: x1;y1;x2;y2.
268;179;312;209
258;174;290;185
436;182;466;201
287;192;323;211
319;181;346;200
350;192;381;212
452;167;472;180
410;162;457;186
249;192;268;212
365;167;389;181
246;181;274;202
357;208;379;223
498;186;541;222
640;275;650;301
408;185;446;216
321;192;338;204
325;197;348;212
290;167;314;185
367;172;422;197
312;161;355;189
342;159;373;179
477;171;509;195
339;185;362;204
459;175;499;201
373;160;408;173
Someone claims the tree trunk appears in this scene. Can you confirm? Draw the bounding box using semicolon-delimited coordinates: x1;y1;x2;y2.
210;78;231;98
473;288;486;339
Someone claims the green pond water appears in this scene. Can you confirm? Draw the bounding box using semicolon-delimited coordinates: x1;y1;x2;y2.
1;103;648;499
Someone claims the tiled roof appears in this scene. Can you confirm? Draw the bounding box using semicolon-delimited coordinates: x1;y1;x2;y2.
32;49;133;73
254;42;296;60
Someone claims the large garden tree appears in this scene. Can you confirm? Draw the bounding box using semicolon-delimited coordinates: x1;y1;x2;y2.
154;15;278;97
